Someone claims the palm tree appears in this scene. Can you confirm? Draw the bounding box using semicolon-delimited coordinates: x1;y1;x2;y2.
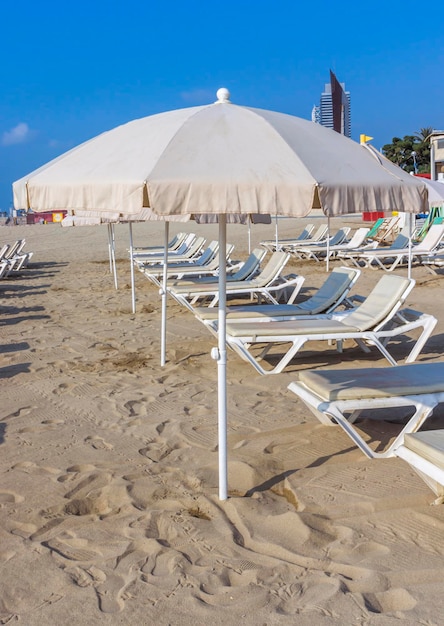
415;127;434;143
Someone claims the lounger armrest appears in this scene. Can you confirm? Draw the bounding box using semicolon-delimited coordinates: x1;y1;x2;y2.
265;273;305;304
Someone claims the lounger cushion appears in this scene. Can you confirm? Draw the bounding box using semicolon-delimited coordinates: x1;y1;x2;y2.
341;275;411;331
196;303;310;321
171;279;259;294
404;430;444;471
226;318;360;337
298;362;444;401
195;268;357;320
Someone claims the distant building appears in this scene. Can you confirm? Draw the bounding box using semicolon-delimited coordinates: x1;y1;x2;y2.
312;71;351;138
429;131;444;181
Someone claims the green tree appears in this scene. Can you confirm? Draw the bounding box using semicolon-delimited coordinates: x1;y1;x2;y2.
382;129;431;174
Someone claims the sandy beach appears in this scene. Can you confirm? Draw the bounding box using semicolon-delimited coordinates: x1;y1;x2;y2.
1;218;444;625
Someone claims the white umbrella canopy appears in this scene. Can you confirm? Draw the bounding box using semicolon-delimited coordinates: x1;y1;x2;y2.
13;88;428;218
422;178;444;206
13;88;429;501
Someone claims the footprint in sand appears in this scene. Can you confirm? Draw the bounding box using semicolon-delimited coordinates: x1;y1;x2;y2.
46;535;103;562
95;547;153;613
95;572;127;613
85;435;114;450
277;574;342;615
138;441;182;462
3;405;34;420
0;490;24;505
363;588;417;613
123;399;149;418
67;565;107;588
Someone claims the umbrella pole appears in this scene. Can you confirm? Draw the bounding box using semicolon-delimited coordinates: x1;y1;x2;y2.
111;224;118;289
275;215;279;250
215;215;228;500
161;221;169;367
129;223;136;314
108;224;113;274
248;218;251;254
326;215;331;272
408;212;413;280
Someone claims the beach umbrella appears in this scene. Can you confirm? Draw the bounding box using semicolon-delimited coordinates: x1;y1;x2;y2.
363;145;444;277
422;178;444;207
13;88;428;501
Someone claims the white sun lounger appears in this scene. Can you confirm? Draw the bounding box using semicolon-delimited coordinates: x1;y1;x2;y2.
132;232;187;255
220;274;437;374
287;362;444;502
168;251;304;311
170;248;267;287
339;232;410;268
194;266;361;325
340;224;444;272
133;233;200;263
282;224;329;252
132;232;193;258
288;227;351;260
260;223;315;252
144;243;235;287
0;240;33;274
143;240;219;275
296;228;372;262
134;236;206;269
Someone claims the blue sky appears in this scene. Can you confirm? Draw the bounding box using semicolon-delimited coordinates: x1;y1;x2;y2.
1;0;442;212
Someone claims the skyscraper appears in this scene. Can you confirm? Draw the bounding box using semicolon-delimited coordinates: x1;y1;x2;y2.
312;71;351;137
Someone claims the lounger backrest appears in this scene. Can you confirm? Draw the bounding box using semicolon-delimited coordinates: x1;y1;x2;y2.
178;236;206;258
167;233;196;256
296;267;360;314
168;232;187;250
366;218;385;239
195;241;219;265
416;223;444;251
248;251;289;287
204;243;234;271
0;244;9;260
329;228;351;246
230;248;267;281
387;232;410;250
4;240;23;259
341;228;370;249
297;224;315;240
311;224;329;242
342;274;414;332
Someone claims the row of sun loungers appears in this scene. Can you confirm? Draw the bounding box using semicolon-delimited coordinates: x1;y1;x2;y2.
136;235;437;377
258;219;444;271
339;222;444;271
260;217;400;254
0;238;33;278
136;231;443;500
165;250;305;309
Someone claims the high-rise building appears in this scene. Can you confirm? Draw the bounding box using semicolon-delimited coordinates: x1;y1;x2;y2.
312;71;351;137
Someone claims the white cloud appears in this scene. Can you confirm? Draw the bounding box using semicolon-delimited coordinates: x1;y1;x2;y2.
2;122;31;146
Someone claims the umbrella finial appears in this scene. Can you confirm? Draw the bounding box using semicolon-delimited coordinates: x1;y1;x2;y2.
216;88;231;103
